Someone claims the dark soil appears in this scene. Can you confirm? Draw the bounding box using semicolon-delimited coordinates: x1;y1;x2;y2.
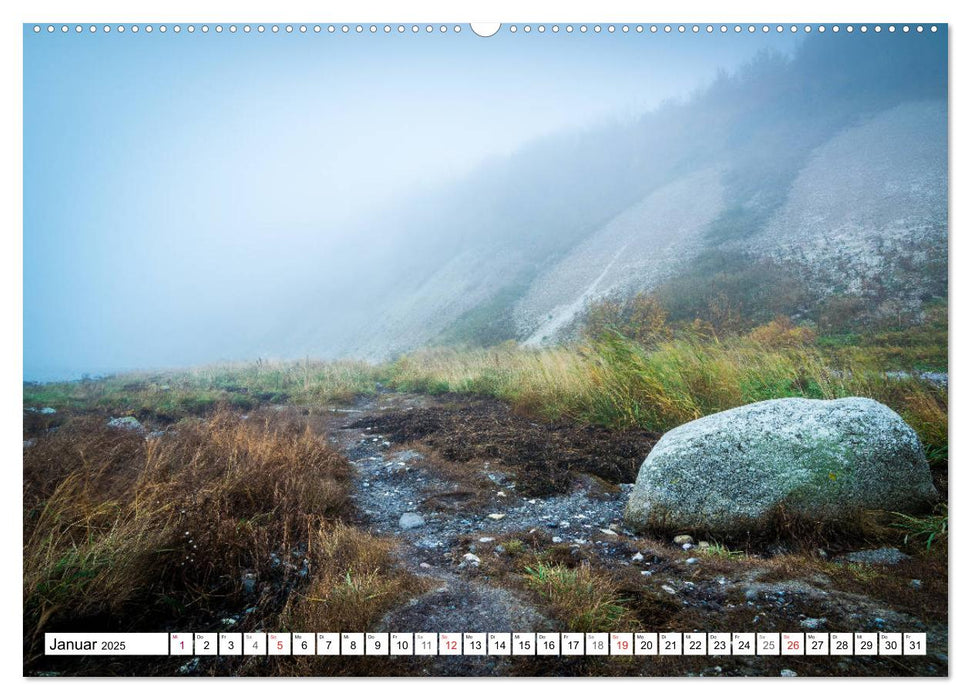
348;397;659;497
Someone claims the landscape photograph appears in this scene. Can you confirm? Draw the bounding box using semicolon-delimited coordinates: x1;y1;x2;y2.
23;22;948;677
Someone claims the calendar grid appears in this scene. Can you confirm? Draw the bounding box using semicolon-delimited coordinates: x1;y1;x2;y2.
45;631;926;657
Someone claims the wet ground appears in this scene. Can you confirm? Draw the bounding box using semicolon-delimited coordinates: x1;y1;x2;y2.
23;392;948;677
312;392;949;677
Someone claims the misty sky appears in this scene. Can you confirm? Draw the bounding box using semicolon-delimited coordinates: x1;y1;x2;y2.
24;25;802;381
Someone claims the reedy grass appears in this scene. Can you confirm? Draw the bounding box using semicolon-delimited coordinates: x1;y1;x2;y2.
385;334;947;466
523;561;637;633
892;504;948;551
23;411;355;637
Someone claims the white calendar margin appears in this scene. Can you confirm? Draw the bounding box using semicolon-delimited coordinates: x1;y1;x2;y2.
5;0;964;698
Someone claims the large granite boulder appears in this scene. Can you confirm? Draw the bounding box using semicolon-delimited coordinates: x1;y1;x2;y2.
624;397;937;534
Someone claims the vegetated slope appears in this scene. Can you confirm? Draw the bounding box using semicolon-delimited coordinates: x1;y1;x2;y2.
517;168;725;346
277;32;946;359
516;98;946;344
744;100;947;314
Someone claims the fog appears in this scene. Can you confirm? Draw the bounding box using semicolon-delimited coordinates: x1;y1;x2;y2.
26;26;944;381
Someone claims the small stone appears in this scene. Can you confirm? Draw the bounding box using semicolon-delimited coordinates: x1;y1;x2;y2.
552;536;564;544
478;537;495;543
640;570;653;577
800;617;826;630
698;540;710;549
107;416;144;432
840;547;910;565
487;513;506;520
632;552;644;562
599;528;618;536
744;588;759;602
497;491;507;498
910;579;923;589
399;512;426;529
419;562;432;569
780;669;797;677
682;543;693;551
558;521;571;528
661;584;677;594
674;535;695;546
463;553;481;566
686;557;698;564
39;407;56;414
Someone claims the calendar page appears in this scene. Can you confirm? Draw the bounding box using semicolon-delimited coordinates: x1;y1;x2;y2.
20;3;949;681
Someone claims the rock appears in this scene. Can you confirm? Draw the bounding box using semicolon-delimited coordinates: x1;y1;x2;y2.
698;540;710;549
39;407;56;414
661;584;677;595
487;513;506;521
599;528;618;536
674;535;695;546
839;547;910;565
463;553;481;566
552;536;563;543
682;543;693;551
399;512;426;529
419;562;432;569
107;416;145;432
631;552;644;562
910;579;923;589
478;537;495;543
800;617;827;630
625;398;937;533
558;521;571;528
685;557;698;564
780;669;798;677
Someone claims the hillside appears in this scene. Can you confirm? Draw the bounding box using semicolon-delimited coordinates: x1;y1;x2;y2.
268;31;946;359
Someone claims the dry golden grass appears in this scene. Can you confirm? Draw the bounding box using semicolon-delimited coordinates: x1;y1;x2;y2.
385;334;947;459
388;343;597;420
23;411;354;644
279;523;422;633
